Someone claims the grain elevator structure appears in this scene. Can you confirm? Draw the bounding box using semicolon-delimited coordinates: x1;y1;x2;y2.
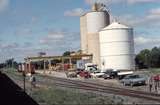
80;3;110;67
99;22;135;70
80;3;135;70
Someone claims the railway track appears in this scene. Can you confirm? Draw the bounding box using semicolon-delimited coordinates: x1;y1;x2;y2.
39;75;160;103
5;72;160;103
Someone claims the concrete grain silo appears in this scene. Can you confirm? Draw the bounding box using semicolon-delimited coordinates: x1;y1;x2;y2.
99;22;135;70
80;3;110;67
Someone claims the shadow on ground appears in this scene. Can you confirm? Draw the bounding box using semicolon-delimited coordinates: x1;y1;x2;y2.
0;72;39;105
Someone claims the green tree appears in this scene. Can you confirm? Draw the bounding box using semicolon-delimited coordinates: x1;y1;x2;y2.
63;51;71;56
77;50;82;54
63;51;75;56
5;58;18;69
150;47;160;67
5;58;14;68
135;49;151;69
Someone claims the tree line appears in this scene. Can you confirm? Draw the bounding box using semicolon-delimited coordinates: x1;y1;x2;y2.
0;47;160;70
135;47;160;69
0;58;18;69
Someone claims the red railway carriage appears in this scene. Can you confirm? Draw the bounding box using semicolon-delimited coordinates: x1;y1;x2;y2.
24;63;35;74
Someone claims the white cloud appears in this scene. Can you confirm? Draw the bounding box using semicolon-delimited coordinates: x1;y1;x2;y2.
149;8;160;14
112;14;143;27
39;30;80;53
0;41;46;62
85;0;160;5
113;7;160;28
127;0;160;4
135;36;160;45
107;8;160;52
15;28;32;36
48;31;64;39
31;16;38;23
0;42;19;49
85;0;116;6
146;8;160;20
64;8;86;17
0;0;9;12
85;0;160;27
40;31;65;44
134;36;160;53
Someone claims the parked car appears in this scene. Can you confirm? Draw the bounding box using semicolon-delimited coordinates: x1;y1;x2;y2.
78;70;91;78
103;70;118;79
66;71;77;78
120;74;146;87
90;71;105;78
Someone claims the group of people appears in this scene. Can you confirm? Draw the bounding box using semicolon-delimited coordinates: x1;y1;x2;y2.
148;74;160;93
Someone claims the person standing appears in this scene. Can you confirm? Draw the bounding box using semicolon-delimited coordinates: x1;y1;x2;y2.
29;74;36;88
158;75;160;87
148;76;153;92
154;75;159;93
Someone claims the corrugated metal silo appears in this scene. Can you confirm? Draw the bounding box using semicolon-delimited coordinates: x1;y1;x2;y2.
99;22;135;70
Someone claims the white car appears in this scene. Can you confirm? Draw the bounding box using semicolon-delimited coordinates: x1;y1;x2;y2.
90;71;105;78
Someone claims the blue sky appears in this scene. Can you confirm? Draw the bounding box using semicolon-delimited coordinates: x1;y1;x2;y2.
0;0;160;62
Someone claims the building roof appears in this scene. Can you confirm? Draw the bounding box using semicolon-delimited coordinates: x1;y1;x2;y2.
24;54;93;62
102;22;131;30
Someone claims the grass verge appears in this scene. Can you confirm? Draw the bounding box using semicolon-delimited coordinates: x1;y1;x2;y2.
32;86;124;105
3;68;124;105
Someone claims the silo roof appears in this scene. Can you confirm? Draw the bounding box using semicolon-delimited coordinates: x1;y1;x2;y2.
102;22;131;30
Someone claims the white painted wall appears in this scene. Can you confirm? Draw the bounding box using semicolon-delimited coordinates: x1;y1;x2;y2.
80;15;88;53
80;11;110;68
99;22;135;70
86;12;110;33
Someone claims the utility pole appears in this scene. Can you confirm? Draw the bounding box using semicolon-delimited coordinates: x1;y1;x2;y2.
22;71;26;92
11;58;14;68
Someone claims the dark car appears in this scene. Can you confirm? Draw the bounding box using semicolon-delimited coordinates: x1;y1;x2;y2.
103;70;118;79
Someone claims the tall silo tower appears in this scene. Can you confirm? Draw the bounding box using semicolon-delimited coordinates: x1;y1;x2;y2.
80;3;110;67
99;22;135;70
